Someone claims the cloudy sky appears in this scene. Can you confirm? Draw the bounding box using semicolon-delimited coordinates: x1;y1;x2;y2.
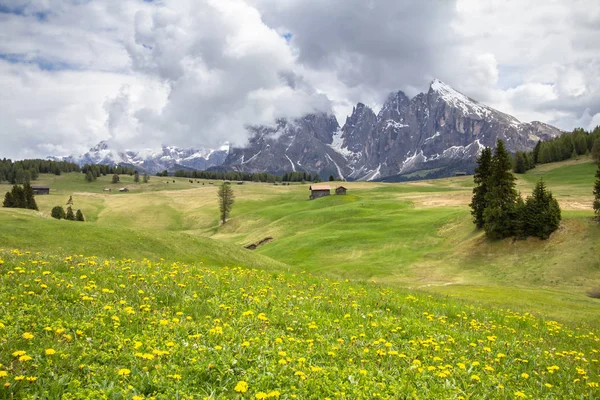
1;0;599;159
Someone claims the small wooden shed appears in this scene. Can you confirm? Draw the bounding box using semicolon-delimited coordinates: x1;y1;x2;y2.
31;186;50;195
309;184;331;200
335;186;347;195
455;172;467;176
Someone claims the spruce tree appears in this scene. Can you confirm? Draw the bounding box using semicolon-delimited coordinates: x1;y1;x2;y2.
2;191;14;208
513;152;526;173
11;185;26;208
469;147;493;229
112;174;120;184
85;171;94;182
592;140;600;164
23;183;38;210
532;140;542;164
143;174;149;183
134;171;140;183
217;184;235;224
75;209;85;222
594;163;600;218
329;175;335;181
483;139;519;239
51;206;66;220
65;206;75;221
522;179;561;239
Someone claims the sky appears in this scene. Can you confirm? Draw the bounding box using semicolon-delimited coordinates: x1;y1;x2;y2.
1;0;599;159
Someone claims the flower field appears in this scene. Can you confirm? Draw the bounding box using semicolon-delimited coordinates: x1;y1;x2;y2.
0;249;599;399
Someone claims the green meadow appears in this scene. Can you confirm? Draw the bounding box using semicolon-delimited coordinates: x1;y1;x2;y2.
1;157;600;326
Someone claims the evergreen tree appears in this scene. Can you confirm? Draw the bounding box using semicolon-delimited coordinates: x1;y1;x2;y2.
85;171;94;182
329;175;335;181
521;179;561;239
2;191;14;208
532;140;542;164
594;163;600;218
66;195;73;206
65;206;75;221
592;139;600;164
483;139;519;239
513;152;527;174
51;206;66;220
23;183;38;210
75;209;85;222
217;184;235;224
469;147;493;229
134;171;140;183
314;173;320;182
143;173;149;183
112;174;120;184
11;185;26;208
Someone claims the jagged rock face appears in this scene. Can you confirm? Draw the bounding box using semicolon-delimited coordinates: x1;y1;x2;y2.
336;79;563;180
221;113;348;179
219;79;562;180
52;141;229;173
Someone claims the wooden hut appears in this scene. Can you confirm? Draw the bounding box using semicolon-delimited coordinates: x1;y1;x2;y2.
31;186;50;195
309;184;331;200
335;186;347;195
455;172;467;176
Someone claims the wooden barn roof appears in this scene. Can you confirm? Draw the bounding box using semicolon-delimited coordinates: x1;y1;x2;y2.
310;184;331;191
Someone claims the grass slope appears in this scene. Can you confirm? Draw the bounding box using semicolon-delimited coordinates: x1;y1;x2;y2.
1;250;599;399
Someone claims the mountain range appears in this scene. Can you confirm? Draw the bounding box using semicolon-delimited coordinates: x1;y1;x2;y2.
50;79;563;180
50;141;230;174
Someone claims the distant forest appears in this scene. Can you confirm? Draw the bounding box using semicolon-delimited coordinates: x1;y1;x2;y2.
168;170;325;183
514;126;600;173
0;159;80;184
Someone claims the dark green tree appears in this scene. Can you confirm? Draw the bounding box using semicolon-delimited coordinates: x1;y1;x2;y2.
313;173;320;182
11;185;26;208
592;139;600;164
521;179;561;240
594;163;600;218
532;140;542;164
112;174;120;184
143;173;149;183
51;206;66;220
513;152;527;174
134;171;140;183
217;184;235;224
85;171;94;182
2;191;14;208
65;206;75;221
329;175;335;181
75;209;85;222
483;139;519;239
23;183;38;210
469;147;493;229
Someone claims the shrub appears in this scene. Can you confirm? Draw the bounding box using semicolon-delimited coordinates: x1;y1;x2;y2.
51;206;66;220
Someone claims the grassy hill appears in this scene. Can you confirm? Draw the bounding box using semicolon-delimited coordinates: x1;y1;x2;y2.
1;250;598;399
1;158;599;326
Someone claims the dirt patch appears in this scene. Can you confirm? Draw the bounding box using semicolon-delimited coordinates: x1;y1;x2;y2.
245;237;274;250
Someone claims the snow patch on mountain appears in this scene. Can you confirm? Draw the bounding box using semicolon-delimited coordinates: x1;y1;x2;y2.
431;79;492;119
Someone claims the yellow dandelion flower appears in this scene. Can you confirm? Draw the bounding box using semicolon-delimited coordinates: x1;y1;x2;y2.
117;368;131;376
255;392;268;399
14;376;25;381
45;349;56;355
26;376;37;382
0;371;7;378
234;381;248;393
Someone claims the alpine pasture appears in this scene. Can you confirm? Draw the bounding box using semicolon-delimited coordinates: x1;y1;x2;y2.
1;157;600;399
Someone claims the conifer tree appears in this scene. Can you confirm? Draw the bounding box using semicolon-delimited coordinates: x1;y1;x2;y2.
134;171;140;183
2;191;14;208
522;179;561;239
51;206;66;220
75;209;85;222
112;174;120;184
594;163;600;218
469;147;493;229
592;140;600;164
11;185;26;208
65;206;75;221
513;152;527;174
483;139;519;239
314;173;320;182
532;140;542;164
217;184;235;224
329;175;335;181
66;195;73;206
23;183;38;210
85;171;94;182
143;173;149;183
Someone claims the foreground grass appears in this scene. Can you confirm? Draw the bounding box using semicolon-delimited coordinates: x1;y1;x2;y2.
1;250;599;399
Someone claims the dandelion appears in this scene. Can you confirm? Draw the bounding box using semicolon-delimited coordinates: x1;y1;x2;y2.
234;381;248;393
26;376;37;382
22;332;34;340
0;371;7;378
514;392;527;398
471;375;481;382
18;355;32;362
117;369;131;376
14;376;25;381
521;373;529;379
255;392;268;399
45;349;56;355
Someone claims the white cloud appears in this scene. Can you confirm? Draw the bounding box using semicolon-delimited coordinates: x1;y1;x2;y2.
0;0;599;159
